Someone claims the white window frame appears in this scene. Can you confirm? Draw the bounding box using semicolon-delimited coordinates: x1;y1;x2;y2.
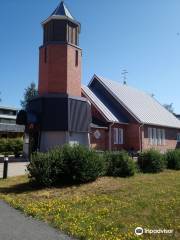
161;129;166;145
118;128;123;145
148;127;153;145
114;128;123;145
148;127;165;146
114;128;118;144
157;129;162;145
153;128;157;145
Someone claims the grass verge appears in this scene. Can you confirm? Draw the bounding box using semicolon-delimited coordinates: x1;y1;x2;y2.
0;171;180;240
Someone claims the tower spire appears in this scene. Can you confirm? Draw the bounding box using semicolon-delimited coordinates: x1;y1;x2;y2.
51;1;74;20
42;1;81;32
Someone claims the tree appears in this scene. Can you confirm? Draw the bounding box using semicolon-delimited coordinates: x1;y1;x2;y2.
163;103;174;114
21;82;38;110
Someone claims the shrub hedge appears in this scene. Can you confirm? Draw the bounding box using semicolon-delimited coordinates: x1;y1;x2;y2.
165;150;180;170
104;151;136;177
138;149;165;173
0;138;23;156
28;146;137;187
28;144;105;186
28;145;180;187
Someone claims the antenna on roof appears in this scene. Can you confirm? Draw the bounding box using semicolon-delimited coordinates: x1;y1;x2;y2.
151;93;155;98
121;69;128;85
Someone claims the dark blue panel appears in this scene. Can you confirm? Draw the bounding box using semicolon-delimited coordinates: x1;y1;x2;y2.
27;95;91;132
90;78;136;123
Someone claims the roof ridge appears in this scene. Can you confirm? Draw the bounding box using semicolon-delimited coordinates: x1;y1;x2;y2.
98;75;148;94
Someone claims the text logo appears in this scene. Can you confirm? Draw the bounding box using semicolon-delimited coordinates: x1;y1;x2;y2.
135;227;144;235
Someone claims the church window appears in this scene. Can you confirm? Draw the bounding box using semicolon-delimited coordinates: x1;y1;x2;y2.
75;50;78;66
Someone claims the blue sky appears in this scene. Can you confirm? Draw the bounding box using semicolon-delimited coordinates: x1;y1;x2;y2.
0;0;180;113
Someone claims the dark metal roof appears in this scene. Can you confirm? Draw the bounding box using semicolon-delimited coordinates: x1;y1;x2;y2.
51;1;74;20
82;85;119;123
82;85;128;124
42;1;81;31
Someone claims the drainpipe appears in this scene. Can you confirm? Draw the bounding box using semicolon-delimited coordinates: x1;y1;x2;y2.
139;124;144;152
109;122;115;151
38;130;41;152
88;132;91;149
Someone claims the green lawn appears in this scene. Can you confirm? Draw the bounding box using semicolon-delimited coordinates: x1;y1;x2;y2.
0;171;180;240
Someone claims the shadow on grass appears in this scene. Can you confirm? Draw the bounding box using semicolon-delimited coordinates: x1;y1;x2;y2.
0;179;83;195
0;181;44;194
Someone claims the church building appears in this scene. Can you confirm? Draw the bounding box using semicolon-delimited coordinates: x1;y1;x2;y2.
83;75;180;152
17;1;180;154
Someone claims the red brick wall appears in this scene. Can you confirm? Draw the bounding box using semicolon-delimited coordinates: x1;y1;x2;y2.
67;45;82;96
90;124;127;151
90;124;126;151
142;125;180;152
125;124;141;151
38;44;81;96
90;123;180;152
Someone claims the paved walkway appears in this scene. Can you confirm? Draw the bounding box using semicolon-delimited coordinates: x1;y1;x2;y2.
0;200;74;240
0;162;29;178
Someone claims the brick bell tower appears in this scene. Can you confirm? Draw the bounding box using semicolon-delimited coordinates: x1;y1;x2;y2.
38;1;82;97
20;1;91;153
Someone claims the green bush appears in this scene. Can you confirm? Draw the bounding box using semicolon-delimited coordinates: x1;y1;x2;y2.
28;144;105;187
165;150;180;170
104;151;136;177
60;144;105;183
28;151;62;186
0;138;23;156
138;149;165;173
0;139;6;153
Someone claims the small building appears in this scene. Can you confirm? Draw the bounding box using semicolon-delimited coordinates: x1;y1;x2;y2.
82;75;180;152
0;106;24;138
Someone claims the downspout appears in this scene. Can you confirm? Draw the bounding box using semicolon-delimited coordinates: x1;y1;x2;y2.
139;123;144;152
38;130;41;152
109;122;115;151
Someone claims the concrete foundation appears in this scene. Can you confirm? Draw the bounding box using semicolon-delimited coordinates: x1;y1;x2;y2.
40;131;89;152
